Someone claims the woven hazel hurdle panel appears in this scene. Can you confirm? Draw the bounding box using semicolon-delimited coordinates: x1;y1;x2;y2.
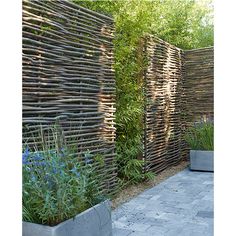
143;35;187;174
22;0;117;192
183;47;214;124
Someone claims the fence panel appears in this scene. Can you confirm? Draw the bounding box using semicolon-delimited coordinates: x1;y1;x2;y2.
23;0;214;188
143;35;186;174
183;47;214;123
22;0;117;193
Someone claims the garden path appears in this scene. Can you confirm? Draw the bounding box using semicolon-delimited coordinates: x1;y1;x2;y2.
112;169;213;236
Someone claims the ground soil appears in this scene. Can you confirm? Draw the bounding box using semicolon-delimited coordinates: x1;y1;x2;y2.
111;160;189;209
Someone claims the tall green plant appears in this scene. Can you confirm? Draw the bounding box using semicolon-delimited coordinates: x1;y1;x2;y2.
184;122;214;150
73;0;214;183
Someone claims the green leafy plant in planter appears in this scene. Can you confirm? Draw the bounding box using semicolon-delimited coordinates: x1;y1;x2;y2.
22;126;106;226
184;122;214;151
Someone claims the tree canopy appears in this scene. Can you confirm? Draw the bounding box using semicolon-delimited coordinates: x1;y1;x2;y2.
75;0;214;49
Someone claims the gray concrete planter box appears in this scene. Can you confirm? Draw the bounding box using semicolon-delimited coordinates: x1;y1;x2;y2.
23;200;112;236
190;150;214;172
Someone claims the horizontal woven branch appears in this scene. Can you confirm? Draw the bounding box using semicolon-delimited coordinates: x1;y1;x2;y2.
143;39;213;174
22;0;117;193
143;35;186;174
184;47;214;123
23;1;214;193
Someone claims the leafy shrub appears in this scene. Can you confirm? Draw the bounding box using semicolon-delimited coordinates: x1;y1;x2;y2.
22;126;106;226
184;122;214;151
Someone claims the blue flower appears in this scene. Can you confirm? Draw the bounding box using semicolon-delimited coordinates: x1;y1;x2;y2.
49;150;56;155
85;159;92;165
44;174;50;182
59;162;66;168
71;167;77;173
31;175;37;182
84;152;93;164
44;174;55;189
52;167;58;174
70;167;80;177
22;147;30;165
59;149;67;158
33;153;43;161
25;166;32;172
34;161;47;167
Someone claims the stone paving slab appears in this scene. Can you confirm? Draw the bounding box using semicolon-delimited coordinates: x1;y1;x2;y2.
112;169;213;236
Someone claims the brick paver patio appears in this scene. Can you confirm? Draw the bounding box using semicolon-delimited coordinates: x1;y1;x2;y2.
112;169;213;236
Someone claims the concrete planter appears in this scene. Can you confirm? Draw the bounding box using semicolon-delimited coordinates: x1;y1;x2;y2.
190;150;214;172
23;200;112;236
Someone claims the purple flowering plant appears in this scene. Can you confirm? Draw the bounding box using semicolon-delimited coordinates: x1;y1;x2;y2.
22;125;106;226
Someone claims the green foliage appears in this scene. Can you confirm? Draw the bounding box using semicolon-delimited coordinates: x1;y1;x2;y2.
148;0;214;49
184;122;214;150
73;0;213;183
76;0;214;49
22;125;106;226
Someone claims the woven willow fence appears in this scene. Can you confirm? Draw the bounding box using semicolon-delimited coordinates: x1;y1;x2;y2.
143;35;187;174
22;1;213;191
143;38;213;174
22;0;117;192
184;47;214;123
